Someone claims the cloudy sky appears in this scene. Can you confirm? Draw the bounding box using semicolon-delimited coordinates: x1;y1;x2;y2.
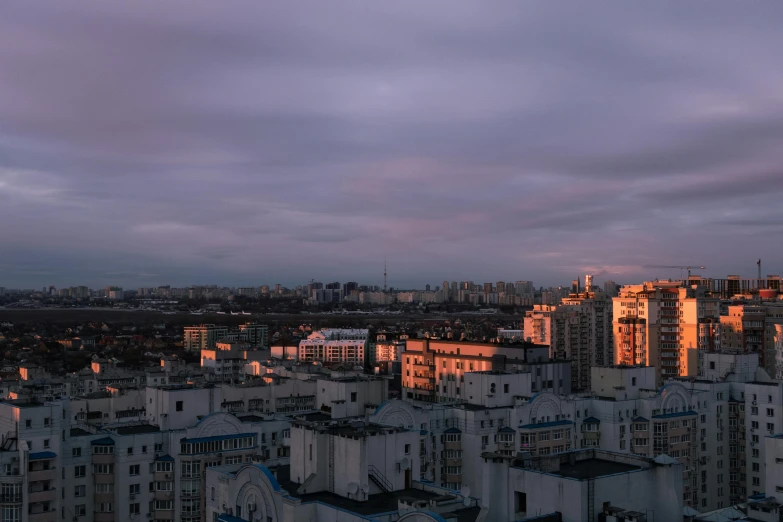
2;2;783;290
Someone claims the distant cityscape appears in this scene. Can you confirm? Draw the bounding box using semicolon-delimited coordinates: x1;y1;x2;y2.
1;271;783;521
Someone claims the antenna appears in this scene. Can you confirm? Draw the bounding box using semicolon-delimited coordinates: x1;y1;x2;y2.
758;259;762;280
384;258;387;293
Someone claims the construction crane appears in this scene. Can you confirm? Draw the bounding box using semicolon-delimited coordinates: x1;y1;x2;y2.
643;265;706;281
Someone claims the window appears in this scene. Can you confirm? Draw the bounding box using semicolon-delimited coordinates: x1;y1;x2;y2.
129;504;140;515
768;408;775;417
129;484;140;495
350;392;357;403
127;447;134;456
75;485;86;497
129;464;140;476
154;500;173;510
155;461;172;473
93;464;114;474
176;401;183;412
93;445;114;454
74;465;86;478
96;503;113;513
142;445;147;454
155;443;163;453
95;483;113;494
25;420;31;428
404;444;411;454
72;448;81;458
211;487;216;501
75;505;86;516
44;418;50;427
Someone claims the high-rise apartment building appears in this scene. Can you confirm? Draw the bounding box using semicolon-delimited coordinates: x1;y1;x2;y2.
613;281;720;382
523;291;613;391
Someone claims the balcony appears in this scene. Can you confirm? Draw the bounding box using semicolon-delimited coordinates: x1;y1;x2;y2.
412;374;435;385
94;474;115;484
95;492;114;504
27;468;56;482
154;471;174;482
28;511;57;522
27;489;56;504
155;490;174;501
93;512;115;522
153;510;175;521
444;473;462;483
92;454;115;465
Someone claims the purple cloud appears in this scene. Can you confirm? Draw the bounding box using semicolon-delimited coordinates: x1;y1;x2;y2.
1;1;783;289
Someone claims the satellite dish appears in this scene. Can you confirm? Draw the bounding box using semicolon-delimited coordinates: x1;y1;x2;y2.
401;457;410;470
348;482;359;494
460;485;471;497
463;497;472;507
361;484;369;493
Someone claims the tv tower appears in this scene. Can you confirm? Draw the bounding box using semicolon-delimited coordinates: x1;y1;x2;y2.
383;259;387;292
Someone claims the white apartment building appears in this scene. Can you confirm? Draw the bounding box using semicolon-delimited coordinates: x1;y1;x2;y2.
480;449;684;522
297;329;368;366
204;420;476;522
0;370;394;522
377;352;781;514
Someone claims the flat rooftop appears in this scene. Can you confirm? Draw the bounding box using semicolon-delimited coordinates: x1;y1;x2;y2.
112;424;161;435
293;419;408;438
550;458;641;480
272;466;449;516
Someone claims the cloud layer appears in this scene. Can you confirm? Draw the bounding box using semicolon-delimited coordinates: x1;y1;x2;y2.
2;1;783;289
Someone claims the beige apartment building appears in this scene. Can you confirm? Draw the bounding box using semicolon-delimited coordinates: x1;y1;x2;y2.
613;281;720;382
402;339;571;403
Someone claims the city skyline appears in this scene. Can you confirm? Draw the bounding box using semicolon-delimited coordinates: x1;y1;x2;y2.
2;2;783;288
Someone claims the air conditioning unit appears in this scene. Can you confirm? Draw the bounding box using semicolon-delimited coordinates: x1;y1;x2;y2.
753;401;757;406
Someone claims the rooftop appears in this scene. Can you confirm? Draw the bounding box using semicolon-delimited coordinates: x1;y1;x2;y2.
272;465;480;520
112;424;161;435
293;419;408;438
549;458;642;480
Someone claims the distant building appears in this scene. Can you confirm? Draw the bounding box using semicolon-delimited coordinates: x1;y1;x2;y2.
298;329;368;365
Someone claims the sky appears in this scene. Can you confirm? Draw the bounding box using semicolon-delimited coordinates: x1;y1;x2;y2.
2;1;783;290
